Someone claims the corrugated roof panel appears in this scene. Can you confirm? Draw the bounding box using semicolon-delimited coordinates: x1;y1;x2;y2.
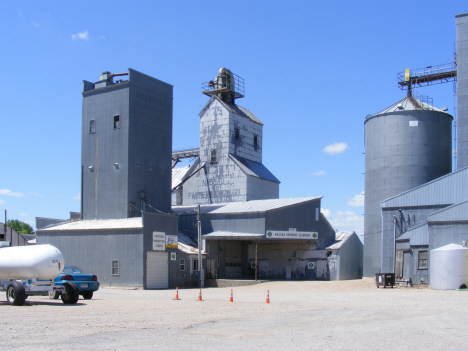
381;165;468;208
324;231;355;250
208;197;321;214
172;166;191;189
428;200;468;222
371;97;447;117
229;154;280;183
396;223;428;246
37;218;143;231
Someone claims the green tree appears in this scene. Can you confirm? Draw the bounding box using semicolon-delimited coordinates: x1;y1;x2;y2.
7;219;35;234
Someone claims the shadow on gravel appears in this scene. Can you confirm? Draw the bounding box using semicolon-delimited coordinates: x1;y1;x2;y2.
0;301;87;307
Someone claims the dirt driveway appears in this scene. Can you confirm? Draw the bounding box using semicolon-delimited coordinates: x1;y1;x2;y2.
1;279;466;350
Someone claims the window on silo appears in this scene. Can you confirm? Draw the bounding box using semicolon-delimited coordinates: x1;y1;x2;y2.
113;115;120;129
89;120;96;134
235;128;240;140
211;149;217;163
254;135;258;147
112;260;120;276
418;251;428;269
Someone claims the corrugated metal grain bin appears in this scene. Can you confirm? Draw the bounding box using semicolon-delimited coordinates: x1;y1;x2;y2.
364;97;452;277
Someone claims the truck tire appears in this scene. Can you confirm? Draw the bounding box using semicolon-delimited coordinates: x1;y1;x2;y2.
82;291;93;300
6;281;26;306
61;282;79;304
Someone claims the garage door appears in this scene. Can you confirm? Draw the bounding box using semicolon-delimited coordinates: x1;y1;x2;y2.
146;251;169;289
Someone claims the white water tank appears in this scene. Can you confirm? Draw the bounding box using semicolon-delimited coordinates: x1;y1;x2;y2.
430;243;468;290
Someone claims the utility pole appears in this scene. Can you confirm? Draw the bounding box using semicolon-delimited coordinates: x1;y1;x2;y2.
197;205;204;288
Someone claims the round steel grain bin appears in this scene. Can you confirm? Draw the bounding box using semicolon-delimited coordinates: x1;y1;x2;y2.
363;97;452;277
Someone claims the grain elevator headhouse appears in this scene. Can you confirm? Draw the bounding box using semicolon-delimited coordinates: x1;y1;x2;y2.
173;68;280;206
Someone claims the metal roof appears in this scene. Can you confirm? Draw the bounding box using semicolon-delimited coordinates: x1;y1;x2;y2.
209;197;321;214
381;165;468;208
396;223;428;246
370;97;448;117
173;197;321;216
199;96;263;125
203;231;265;240
318;231;355;250
428;199;468;223
172;166;191;189
229;154;280;183
37;218;143;231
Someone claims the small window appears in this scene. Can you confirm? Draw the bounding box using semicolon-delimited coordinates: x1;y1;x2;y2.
113;115;120;129
235;128;240;140
254;135;258;147
89;120;96;134
179;258;185;271
112;260;120;276
210;149;217;163
418;251;428;269
193;259;199;271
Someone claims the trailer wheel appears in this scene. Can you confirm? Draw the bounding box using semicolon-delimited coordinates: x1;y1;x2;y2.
82;291;93;300
48;290;60;299
6;281;26;306
61;282;79;304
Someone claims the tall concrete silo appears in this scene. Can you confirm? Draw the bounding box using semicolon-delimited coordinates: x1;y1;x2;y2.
363;97;452;277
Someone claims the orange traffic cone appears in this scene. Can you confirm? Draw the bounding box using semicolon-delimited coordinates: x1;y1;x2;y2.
266;290;270;304
229;289;233;302
197;288;203;301
173;287;181;300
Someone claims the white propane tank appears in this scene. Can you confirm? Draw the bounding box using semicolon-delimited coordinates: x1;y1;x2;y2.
0;244;64;280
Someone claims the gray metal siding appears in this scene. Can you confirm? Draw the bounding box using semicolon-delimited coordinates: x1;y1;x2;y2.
336;233;364;280
429;200;468;222
82;84;130;220
81;69;173;220
128;69;173;214
381;208;444;273
457;13;468;168
364;109;452;276
381;166;468;208
37;229;144;286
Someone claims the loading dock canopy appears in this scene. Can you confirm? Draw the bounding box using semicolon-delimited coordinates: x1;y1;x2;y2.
203;231;265;241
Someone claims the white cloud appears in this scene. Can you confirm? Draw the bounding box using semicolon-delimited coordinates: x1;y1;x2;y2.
72;193;81;200
347;191;365;207
0;199;5;205
312;170;326;176
321;208;331;218
323;142;347;155
19;213;28;217
322;210;364;235
0;189;25;197
32;21;40;27
100;36;106;39
30;192;43;197
71;30;89;41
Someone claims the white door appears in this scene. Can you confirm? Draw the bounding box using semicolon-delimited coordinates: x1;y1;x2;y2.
146;251;169;289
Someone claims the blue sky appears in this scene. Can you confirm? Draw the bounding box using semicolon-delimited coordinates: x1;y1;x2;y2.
1;1;465;234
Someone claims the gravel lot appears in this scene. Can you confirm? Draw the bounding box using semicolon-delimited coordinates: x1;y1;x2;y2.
1;279;467;350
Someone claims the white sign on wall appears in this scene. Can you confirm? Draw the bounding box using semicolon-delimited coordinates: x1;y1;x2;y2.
152;232;166;251
170;252;177;261
266;230;318;240
307;262;316;270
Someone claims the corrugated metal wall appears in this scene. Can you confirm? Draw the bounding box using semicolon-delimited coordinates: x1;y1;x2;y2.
37;229;144;286
364;109;452;276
